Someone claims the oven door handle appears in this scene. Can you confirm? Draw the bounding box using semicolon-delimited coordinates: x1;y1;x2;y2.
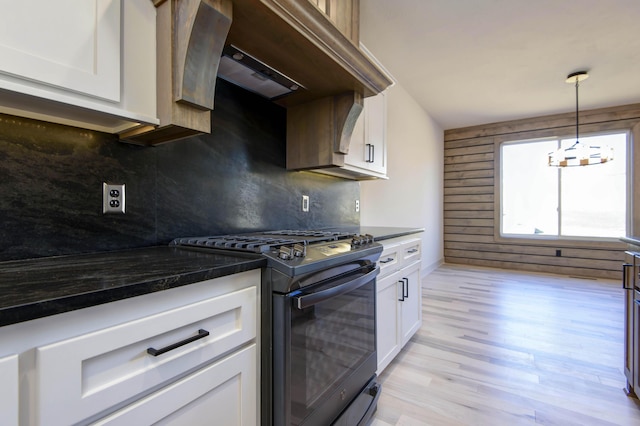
293;267;379;310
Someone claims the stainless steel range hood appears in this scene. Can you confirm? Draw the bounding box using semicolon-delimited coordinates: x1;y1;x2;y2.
217;45;304;100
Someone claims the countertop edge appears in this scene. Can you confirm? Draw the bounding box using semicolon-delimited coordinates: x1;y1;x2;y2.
621;237;640;247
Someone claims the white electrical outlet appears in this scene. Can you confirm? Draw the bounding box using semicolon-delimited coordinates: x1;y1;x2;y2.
103;183;125;214
302;195;309;212
355;200;360;212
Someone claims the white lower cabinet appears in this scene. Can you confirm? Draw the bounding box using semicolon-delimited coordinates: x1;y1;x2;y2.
376;235;422;374
376;271;402;373
92;344;257;426
0;269;260;426
399;264;422;346
0;354;19;426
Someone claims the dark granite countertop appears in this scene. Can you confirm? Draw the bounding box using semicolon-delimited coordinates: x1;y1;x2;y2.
0;246;265;327
358;226;424;241
325;226;424;241
0;227;422;328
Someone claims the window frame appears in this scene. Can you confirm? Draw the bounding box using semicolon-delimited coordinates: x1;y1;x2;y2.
496;128;631;244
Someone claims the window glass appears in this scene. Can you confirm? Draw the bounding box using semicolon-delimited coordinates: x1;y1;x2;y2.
501;132;627;239
502;140;558;235
560;134;627;238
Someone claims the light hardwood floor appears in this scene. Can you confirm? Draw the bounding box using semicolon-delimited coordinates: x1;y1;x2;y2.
371;264;640;425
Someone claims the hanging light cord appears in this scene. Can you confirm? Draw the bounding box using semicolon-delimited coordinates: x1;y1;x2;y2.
574;78;580;144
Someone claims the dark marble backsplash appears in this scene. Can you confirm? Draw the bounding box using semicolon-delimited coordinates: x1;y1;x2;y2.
0;80;359;261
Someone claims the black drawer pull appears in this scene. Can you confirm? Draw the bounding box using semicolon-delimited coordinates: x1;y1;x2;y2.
147;329;210;357
623;263;633;289
380;257;395;264
407;248;418;254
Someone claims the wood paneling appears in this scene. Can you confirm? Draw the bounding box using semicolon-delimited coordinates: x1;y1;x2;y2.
372;265;640;425
443;103;640;279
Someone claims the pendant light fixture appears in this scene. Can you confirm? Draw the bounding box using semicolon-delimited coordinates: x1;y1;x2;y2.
547;71;614;167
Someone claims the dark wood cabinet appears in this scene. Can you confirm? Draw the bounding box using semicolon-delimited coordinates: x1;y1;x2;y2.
624;252;636;395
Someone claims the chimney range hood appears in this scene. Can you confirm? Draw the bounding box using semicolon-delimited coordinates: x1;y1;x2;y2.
121;0;393;152
217;45;304;100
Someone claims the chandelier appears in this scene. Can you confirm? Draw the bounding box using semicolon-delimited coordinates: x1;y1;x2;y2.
547;71;614;167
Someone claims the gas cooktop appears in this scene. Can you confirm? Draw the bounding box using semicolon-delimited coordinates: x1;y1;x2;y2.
171;230;356;254
170;229;380;276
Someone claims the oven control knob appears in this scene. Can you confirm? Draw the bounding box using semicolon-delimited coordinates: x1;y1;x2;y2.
278;246;293;260
293;243;306;258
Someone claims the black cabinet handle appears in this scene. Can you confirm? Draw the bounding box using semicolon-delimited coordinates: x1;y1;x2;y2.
623;263;633;289
366;144;373;163
398;278;409;301
407;248;418;254
380;257;394;264
147;329;210;357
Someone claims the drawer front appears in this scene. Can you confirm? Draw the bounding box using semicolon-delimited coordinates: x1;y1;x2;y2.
377;243;401;278
35;285;257;426
401;238;421;265
92;344;257;426
0;354;19;426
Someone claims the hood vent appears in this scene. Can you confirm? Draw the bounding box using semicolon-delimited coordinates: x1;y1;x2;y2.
217;45;304;100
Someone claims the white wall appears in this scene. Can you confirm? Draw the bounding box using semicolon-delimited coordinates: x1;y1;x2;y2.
360;82;444;274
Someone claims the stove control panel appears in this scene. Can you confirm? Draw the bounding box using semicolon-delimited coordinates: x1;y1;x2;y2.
273;235;376;262
351;234;374;247
278;243;309;260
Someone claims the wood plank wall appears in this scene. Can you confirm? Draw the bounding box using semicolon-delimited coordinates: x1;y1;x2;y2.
444;103;640;280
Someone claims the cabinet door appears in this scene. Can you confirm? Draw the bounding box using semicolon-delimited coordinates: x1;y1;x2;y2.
0;354;19;426
624;252;636;390
363;91;387;174
400;263;422;347
0;0;120;101
376;272;401;374
343;90;388;178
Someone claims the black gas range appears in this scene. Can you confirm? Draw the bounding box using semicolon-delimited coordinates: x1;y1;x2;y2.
171;229;382;426
171;229;381;281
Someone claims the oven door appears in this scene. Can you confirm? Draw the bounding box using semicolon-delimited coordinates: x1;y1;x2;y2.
272;263;379;426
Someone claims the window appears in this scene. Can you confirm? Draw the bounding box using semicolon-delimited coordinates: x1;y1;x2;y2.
500;132;628;239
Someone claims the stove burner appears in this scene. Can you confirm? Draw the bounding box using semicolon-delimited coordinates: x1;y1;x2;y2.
172;236;298;253
172;230;355;254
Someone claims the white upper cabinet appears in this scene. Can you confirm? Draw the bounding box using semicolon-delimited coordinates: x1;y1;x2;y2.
0;0;158;133
344;89;388;178
0;0;121;102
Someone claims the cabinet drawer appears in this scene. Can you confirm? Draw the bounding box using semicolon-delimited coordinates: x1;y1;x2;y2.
378;236;422;278
377;243;401;278
35;285;257;426
0;354;18;426
401;238;421;265
92;344;257;426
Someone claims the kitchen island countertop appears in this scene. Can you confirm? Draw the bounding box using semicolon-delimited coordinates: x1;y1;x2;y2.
0;246;265;327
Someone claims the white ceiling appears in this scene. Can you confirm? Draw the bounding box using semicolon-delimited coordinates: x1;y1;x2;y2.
360;0;640;130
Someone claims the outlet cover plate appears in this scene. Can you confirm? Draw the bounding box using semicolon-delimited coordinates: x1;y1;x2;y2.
103;183;125;214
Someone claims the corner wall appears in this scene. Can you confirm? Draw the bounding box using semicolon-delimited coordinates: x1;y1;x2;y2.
360;82;444;275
